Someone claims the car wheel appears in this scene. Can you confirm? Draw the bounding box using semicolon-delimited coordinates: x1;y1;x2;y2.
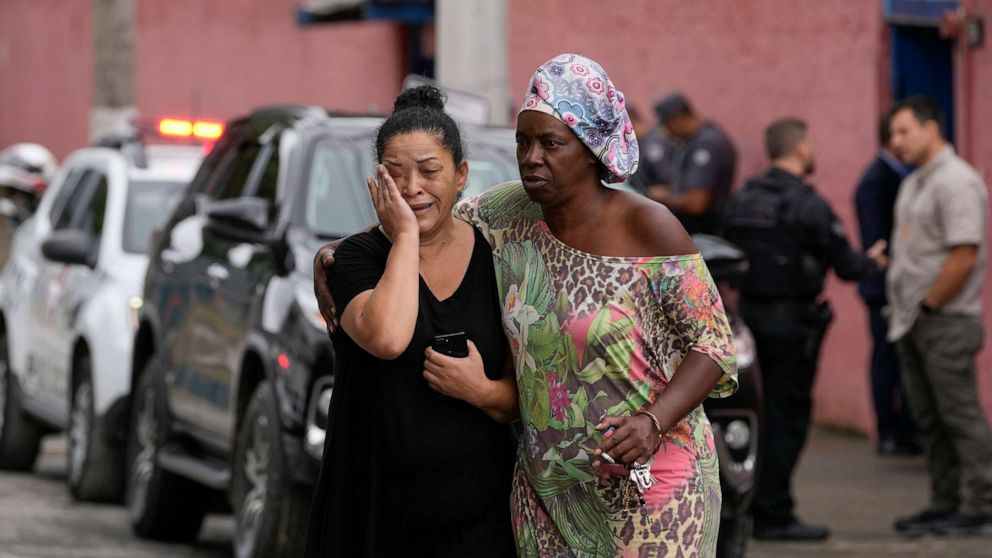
716;509;752;558
67;354;123;502
0;330;42;471
125;356;207;542
232;381;309;558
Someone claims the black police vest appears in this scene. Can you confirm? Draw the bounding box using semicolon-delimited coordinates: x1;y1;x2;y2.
725;178;825;300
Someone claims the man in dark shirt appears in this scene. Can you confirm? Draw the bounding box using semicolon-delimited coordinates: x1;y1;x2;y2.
853;111;919;457
645;93;736;235
724;117;887;542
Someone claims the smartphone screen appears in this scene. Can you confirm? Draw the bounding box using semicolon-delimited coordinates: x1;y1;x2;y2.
431;332;469;358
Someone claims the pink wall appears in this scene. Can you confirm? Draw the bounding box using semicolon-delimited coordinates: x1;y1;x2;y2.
960;0;992;176
0;0;92;159
960;0;992;422
133;0;406;124
508;0;992;434
0;0;405;160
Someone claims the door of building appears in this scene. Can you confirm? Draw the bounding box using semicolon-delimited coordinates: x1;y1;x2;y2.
887;0;958;143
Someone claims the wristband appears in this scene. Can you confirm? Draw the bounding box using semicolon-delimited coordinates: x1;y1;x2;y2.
637;409;664;450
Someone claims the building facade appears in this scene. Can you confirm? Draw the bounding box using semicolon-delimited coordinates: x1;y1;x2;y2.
1;0;989;434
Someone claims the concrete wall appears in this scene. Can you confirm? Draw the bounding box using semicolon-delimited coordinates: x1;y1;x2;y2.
0;0;93;159
133;0;406;124
507;0;992;434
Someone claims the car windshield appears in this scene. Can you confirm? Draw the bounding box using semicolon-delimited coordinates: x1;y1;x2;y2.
304;139;378;238
122;180;186;254
462;142;518;198
303;135;518;239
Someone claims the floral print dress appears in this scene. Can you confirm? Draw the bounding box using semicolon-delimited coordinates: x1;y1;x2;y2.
455;182;738;558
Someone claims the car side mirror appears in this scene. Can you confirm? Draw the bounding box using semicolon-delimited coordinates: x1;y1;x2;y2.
41;229;97;268
204;197;270;241
692;233;749;284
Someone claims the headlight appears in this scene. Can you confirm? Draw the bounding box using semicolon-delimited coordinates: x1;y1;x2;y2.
294;283;327;331
723;419;751;451
732;322;756;370
127;296;143;331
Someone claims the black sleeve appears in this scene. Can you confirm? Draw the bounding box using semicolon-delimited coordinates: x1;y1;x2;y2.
680;138;727;192
853;165;891;249
327;230;391;319
801;195;879;281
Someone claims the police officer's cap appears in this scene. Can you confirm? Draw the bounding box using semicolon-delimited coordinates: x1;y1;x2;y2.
654;93;693;124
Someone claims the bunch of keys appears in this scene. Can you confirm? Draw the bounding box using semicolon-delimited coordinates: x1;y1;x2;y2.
599;427;654;508
628;462;654;493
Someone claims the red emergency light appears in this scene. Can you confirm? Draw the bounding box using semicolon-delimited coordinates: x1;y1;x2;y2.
157;118;225;140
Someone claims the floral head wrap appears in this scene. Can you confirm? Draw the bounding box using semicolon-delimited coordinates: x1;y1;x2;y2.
519;53;639;183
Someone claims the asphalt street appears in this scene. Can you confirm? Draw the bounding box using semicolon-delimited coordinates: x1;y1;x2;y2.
0;437;233;558
750;427;991;558
1;429;990;557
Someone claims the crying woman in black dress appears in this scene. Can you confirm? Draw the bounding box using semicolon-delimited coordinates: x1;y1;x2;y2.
304;87;518;557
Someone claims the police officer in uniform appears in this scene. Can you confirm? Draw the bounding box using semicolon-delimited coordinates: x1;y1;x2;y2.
723;117;888;541
646;93;736;235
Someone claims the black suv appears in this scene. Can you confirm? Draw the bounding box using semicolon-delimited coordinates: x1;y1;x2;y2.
126;106;517;557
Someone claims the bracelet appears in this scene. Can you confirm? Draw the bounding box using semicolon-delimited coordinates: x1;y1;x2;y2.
637;409;664;449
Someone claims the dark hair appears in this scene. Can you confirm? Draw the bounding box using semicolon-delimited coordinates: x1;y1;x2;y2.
878;109;894;147
374;85;465;165
654;93;693;124
765;117;807;159
891;95;946;139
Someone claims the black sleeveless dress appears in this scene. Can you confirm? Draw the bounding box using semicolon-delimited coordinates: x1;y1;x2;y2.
304;227;516;558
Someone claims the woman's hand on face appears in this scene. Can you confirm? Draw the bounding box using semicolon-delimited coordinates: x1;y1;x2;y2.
592;415;660;468
423;341;490;406
368;164;418;242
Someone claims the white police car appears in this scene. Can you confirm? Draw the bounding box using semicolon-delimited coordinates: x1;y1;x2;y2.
0;121;211;501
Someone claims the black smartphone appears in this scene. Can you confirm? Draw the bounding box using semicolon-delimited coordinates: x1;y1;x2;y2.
431;332;469;358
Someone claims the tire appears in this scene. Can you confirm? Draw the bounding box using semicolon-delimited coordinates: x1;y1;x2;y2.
716;509;752;558
0;330;43;471
67;353;123;502
125;357;207;542
231;381;309;558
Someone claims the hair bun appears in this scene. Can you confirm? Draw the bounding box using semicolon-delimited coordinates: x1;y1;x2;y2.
393;85;446;113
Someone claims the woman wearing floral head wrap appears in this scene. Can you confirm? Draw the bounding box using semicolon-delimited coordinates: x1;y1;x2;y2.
454;53;738;556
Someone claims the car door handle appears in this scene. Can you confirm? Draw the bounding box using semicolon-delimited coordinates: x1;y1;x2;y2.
206;264;229;287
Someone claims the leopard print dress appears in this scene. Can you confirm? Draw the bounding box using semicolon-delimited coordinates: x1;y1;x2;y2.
455;182;738;558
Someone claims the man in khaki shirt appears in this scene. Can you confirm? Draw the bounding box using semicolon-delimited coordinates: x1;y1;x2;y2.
886;96;992;536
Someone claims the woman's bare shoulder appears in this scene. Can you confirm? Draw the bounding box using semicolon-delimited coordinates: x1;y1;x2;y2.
613;189;697;257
